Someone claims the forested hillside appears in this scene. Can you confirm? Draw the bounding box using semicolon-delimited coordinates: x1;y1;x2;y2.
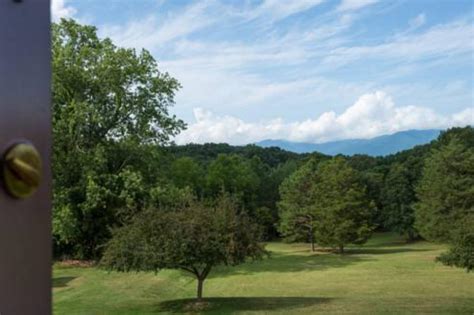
163;127;471;244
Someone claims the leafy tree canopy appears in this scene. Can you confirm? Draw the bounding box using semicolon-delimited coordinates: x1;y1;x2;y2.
415;134;474;243
311;157;374;253
170;157;204;194
436;222;474;272
381;163;418;240
415;127;474;271
278;158;321;250
206;154;260;207
52;19;184;258
101;196;267;300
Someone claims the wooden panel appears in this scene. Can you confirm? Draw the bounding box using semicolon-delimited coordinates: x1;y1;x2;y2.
0;0;52;314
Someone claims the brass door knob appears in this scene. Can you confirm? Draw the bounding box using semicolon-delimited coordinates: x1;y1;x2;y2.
2;143;42;198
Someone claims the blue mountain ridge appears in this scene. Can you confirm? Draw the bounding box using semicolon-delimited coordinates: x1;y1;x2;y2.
256;129;442;156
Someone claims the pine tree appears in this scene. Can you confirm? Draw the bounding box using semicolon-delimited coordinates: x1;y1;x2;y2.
312;157;374;253
278;158;320;251
415;137;474;242
381;163;418;241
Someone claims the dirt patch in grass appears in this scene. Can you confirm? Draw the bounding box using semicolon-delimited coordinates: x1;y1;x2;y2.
56;260;96;268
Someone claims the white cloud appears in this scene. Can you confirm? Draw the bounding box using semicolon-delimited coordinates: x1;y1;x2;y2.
321;19;474;68
157;14;472;121
100;1;215;51
175;91;473;145
452;108;474;126
51;0;76;21
156;12;361;117
250;0;326;21
165;63;373;121
336;0;378;12
409;13;426;30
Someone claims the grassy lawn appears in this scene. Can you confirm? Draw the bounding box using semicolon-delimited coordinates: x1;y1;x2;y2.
53;233;474;314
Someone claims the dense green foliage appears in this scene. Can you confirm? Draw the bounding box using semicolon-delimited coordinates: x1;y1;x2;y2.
279;157;373;253
101;196;267;299
169;157;204;195
415;137;474;242
311;158;373;253
380;163;418;240
437;226;474;272
415;128;474;271
168;143;303;168
52;19;185;259
278;158;322;250
206;154;260;204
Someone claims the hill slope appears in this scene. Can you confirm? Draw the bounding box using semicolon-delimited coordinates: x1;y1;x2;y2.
257;129;442;156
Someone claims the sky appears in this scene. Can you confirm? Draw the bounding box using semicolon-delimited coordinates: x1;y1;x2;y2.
52;0;473;145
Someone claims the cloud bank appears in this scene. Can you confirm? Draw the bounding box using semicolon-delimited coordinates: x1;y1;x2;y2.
175;91;473;145
51;0;76;21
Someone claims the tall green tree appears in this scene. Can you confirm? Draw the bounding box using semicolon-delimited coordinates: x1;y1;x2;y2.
278;158;320;251
415;131;474;271
381;163;418;240
101;197;267;300
170;157;204;195
52;19;185;258
247;156;281;239
206;154;260;208
415;136;474;242
312;157;374;253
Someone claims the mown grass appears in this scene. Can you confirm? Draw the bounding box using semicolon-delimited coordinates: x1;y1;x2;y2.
53;233;474;314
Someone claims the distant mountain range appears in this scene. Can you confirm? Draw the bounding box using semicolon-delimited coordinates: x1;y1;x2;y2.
256;129;442;156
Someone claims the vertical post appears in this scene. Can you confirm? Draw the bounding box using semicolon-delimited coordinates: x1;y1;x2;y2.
0;0;52;314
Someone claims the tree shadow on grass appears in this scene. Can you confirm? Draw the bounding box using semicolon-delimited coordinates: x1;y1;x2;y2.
360;233;427;248
287;246;430;255
209;251;370;278
209;244;432;279
158;296;332;314
347;247;432;255
52;276;76;288
363;240;409;247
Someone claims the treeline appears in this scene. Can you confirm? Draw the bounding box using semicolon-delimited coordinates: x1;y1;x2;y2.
52;19;473;273
166;127;473;256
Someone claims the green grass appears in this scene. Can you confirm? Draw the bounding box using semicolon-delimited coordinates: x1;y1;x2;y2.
53;233;474;314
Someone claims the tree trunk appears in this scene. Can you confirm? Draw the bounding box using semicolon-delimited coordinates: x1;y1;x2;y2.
309;226;315;252
339;244;344;254
197;278;204;301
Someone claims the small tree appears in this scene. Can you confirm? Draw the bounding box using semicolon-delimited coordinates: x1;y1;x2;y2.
312;157;374;253
436;223;474;272
100;197;267;300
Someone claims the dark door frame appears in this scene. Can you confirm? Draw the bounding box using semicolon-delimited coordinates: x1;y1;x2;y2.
0;0;52;314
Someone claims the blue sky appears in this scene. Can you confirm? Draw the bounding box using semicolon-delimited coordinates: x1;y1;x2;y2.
53;0;473;144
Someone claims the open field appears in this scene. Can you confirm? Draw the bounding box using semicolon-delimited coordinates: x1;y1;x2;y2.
53;233;474;314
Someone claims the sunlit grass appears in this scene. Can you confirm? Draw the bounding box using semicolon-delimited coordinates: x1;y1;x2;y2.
53;233;474;314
